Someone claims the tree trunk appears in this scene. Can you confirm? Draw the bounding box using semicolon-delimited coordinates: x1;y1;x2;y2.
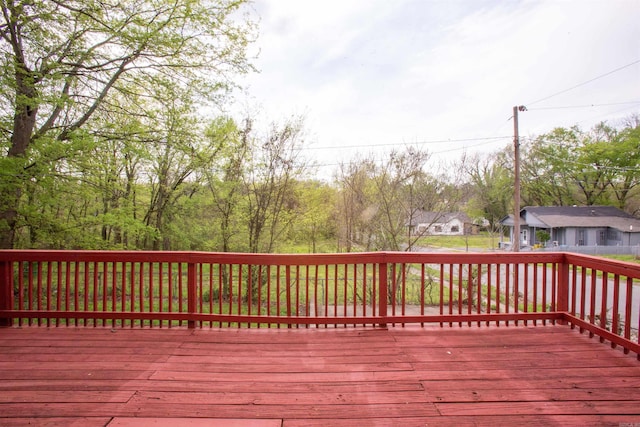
0;66;40;249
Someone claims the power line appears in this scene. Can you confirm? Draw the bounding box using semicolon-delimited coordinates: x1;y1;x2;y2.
526;59;640;107
303;135;512;151
528;101;640;111
527;151;640;174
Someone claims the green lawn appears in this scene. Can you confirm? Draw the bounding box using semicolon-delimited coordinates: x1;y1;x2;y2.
414;233;502;250
600;254;640;264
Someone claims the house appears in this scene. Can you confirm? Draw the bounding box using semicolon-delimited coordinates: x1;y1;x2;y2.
408;211;473;236
500;206;640;249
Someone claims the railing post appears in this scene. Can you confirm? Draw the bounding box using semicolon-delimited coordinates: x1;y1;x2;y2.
187;262;197;329
378;260;387;327
557;256;570;325
0;261;12;327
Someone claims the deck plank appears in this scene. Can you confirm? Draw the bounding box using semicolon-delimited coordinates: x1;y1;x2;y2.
0;324;639;426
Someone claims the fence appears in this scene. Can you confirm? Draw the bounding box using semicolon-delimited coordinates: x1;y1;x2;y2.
0;250;639;357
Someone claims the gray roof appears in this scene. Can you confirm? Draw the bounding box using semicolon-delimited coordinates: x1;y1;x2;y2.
504;206;640;232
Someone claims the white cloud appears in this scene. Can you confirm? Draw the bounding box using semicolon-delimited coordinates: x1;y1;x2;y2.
235;0;640;178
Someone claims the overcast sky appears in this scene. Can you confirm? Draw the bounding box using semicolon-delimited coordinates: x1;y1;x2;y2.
233;0;640;178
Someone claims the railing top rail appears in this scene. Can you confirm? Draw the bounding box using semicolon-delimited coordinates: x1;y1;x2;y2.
0;250;567;265
563;252;640;278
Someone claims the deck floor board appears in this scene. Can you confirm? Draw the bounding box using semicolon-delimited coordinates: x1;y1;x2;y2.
0;325;639;426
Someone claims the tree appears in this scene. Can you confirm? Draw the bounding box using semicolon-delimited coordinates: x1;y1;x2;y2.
336;147;465;252
605;116;640;213
290;179;337;253
521;127;580;207
203;116;251;252
0;0;255;248
335;156;375;252
244;116;309;253
465;150;512;240
521;119;640;213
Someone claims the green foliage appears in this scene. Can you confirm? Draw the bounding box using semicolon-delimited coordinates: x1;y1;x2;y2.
465;150;513;232
535;230;550;245
521;120;640;209
0;0;256;248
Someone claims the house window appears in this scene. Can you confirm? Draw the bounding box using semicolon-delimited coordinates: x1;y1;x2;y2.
577;229;585;246
608;229;619;241
451;225;459;233
434;225;442;233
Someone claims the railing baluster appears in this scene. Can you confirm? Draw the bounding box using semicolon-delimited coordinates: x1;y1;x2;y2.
258;265;263;329
275;265;280;329
557;259;569;322
16;262;23;327
333;264;340;328
111;262;117;328
532;262;538;327
352;264;357;328
542;262;547;326
420;263;425;327
313;265;319;328
56;261;62;327
570;264;577;329
305;265;310;329
285;265;291;329
513;264;526;326
343;264;347;326
495;264;501;327
505;264;510;327
371;263;375;321
267;265;272;329
0;261;12;327
129;262;135;328
159;262;164;328
438;263;444;328
551;263;557;325
624;277;632;354
611;274;620;349
238;264;243;328
121;262;126;328
600;272;608;343
466;264;472;327
401;263;406;326
579;266;587;332
47;262;53;327
448;264;453;327
476;264;482;327
361;264;366;325
485;263;491;327
187;262;196;329
589;270;596;338
523;262;528;326
378;261;387;328
296;265;301;329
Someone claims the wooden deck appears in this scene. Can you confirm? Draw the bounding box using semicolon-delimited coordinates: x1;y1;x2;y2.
1;325;639;426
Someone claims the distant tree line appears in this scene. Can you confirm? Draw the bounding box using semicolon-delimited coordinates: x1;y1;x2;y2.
465;117;640;237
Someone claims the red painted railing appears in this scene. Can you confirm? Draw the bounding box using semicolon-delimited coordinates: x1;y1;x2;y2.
0;250;638;357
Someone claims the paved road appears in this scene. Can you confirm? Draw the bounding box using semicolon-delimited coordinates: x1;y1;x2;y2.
487;263;640;334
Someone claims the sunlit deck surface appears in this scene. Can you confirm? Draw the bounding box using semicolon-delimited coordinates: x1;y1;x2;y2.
1;325;639;427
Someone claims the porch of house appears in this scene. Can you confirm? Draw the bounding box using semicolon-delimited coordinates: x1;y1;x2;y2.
1;324;640;427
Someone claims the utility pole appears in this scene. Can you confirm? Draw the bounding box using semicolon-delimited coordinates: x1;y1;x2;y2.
512;105;526;252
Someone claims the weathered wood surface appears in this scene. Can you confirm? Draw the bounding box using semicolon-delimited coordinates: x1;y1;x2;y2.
0;325;639;426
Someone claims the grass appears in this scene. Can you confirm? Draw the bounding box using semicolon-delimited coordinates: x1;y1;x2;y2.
414;233;502;250
600;254;640;264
